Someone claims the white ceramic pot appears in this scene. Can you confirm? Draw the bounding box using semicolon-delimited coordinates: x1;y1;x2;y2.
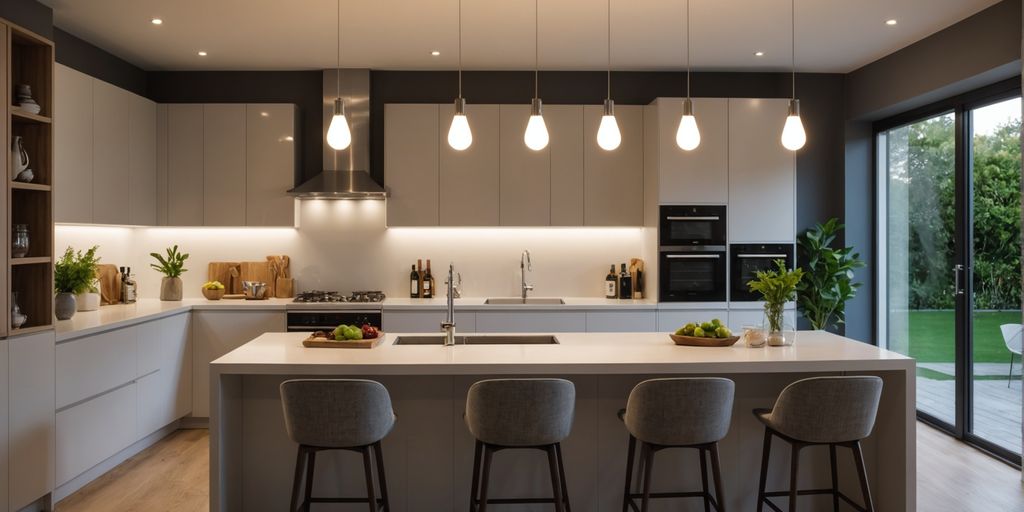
75;292;101;312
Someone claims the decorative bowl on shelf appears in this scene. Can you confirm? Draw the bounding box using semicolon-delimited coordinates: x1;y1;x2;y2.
202;288;226;300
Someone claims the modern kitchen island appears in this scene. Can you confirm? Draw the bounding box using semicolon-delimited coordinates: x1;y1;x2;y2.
210;331;915;512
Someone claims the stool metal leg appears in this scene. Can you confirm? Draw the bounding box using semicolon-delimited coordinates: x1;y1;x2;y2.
373;441;390;512
851;441;875;512
829;444;839;512
470;440;482;512
757;429;772;512
303;449;317;512
289;446;306;512
546;445;565;512
621;435;636;512
788;443;802;512
361;446;377;512
478;445;494;512
555;443;572;512
698;447;711;512
639;443;654;512
709;443;726;512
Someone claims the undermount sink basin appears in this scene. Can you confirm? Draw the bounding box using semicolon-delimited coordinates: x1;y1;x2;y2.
393;335;560;346
484;298;566;305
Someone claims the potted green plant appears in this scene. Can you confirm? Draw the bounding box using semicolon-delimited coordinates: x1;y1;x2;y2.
54;246;100;320
748;259;804;346
796;218;865;331
151;245;189;301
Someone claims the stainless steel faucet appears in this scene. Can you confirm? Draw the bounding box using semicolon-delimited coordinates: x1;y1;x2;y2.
520;250;533;301
441;263;456;346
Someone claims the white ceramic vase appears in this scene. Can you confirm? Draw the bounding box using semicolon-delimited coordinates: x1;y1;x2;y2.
75;292;101;312
11;136;29;179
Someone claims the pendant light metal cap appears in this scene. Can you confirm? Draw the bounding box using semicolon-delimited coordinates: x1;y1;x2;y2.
682;97;694;116
333;97;345;116
530;97;544;116
787;98;800;116
454;97;467;115
603;98;615;116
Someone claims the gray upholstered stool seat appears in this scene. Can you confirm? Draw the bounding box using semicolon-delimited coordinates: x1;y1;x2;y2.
466;378;575;512
280;379;395;512
619;377;735;512
755;376;883;512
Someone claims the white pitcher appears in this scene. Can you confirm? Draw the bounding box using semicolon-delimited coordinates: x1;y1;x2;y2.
11;136;29;179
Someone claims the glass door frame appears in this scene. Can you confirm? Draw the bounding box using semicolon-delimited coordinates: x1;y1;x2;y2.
874;77;1022;465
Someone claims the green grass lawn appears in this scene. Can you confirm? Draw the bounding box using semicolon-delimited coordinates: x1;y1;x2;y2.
904;310;1019;363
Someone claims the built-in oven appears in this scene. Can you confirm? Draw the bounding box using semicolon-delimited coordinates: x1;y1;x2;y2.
729;243;795;301
659;205;727;247
286;310;383;332
658;247;727;302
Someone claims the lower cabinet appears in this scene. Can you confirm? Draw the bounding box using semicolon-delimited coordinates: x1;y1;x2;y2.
585;311;657;332
382;311;476;333
727;308;796;332
56;384;137;486
137;313;192;437
192;310;285;417
656;309;729;333
0;339;7;511
9;331;56;511
475;312;587;333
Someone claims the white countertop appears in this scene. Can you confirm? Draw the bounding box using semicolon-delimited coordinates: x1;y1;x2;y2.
210;331;913;376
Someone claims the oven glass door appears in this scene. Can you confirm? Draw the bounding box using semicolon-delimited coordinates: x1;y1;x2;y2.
730;249;793;301
659;250;727;301
659;206;727;246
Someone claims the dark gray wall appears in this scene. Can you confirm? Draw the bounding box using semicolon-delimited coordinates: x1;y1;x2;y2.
0;0;52;39
54;28;147;97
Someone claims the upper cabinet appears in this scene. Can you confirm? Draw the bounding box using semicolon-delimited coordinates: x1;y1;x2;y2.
384;103;642;227
54;65;93;223
165;104;205;226
91;79;131;225
653;98;729;204
128;93;157;226
202;104;246;226
246;105;297;227
728;98;795;242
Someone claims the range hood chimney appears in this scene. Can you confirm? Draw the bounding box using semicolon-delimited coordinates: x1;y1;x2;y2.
288;69;386;199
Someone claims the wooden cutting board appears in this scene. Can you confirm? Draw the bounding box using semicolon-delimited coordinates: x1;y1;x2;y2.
207;262;242;294
97;264;121;305
240;261;275;297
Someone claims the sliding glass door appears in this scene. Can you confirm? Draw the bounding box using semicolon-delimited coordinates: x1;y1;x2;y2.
878;81;1021;463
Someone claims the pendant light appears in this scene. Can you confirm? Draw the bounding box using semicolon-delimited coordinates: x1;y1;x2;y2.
325;0;352;151
523;0;549;151
675;0;700;151
780;0;806;151
596;0;621;151
447;0;473;151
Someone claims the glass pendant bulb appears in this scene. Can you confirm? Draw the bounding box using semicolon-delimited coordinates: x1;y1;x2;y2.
675;98;701;151
326;98;352;150
781;99;806;151
597;99;621;151
524;98;549;151
448;97;473;151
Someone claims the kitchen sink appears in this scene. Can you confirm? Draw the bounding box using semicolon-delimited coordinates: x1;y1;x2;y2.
393;335;559;345
483;298;566;305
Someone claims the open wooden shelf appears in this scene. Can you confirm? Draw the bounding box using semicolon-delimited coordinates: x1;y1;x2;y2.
10;108;50;124
10;181;50;192
11;256;50;266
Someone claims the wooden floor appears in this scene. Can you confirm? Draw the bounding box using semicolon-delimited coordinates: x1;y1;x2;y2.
54;423;1022;511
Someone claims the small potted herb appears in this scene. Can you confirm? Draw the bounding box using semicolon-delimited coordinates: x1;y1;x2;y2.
54;246;100;320
748;259;804;346
151;245;189;301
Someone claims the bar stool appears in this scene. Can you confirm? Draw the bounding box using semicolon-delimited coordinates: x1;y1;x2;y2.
465;378;576;512
619;377;735;512
754;376;883;512
280;379;395;512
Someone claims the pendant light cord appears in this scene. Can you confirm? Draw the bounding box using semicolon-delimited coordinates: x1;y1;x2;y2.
336;0;341;99
606;0;611;100
534;0;539;99
685;0;690;99
791;0;795;100
458;0;463;99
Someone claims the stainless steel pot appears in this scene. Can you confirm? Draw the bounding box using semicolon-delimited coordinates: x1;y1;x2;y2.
242;281;268;300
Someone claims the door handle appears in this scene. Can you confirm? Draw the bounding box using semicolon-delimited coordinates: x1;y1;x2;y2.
665;216;720;221
953;264;965;296
666;254;721;259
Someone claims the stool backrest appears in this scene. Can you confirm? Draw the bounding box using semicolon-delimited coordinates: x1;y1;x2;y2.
770;376;882;443
466;378;576;447
624;377;735;446
280;379;395;448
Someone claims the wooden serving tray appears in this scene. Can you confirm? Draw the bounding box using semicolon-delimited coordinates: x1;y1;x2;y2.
669;334;740;347
302;333;385;349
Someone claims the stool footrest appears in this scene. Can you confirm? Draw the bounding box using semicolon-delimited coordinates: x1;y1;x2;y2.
625;491;721;511
474;497;562;504
762;489;868;512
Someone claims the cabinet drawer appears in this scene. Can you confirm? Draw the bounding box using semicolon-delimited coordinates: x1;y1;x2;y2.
475;312;586;333
727;308;796;332
586;311;657;332
57;326;137;409
137;313;190;375
656;310;729;333
383;311;476;333
56;383;137;485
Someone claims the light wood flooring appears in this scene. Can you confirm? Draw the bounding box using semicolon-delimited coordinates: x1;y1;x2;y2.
54;423;1022;511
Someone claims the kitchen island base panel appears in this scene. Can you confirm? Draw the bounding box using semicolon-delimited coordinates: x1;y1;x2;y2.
212;371;912;511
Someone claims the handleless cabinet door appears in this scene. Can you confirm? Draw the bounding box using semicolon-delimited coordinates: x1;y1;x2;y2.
656;98;728;204
167;104;205;226
92;79;131;224
0;339;9;509
499;104;550;225
246;104;296;226
547;105;584;226
156;104;169;225
583;104;643;226
728;98;795;242
439;104;499;225
129;93;158;225
54;64;94;223
9;331;55;510
203;104;246;226
385;104;439;226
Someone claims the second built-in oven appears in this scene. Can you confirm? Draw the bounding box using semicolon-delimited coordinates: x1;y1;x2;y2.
729;243;795;301
659;247;727;302
659;205;727;247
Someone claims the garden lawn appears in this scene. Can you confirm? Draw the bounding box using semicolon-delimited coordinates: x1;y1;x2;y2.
908;310;1020;363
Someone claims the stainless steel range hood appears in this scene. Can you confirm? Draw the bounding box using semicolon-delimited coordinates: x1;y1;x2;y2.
288;69;386;199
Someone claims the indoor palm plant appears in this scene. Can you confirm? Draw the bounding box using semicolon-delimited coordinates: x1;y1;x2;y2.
796;218;865;331
748;259;804;346
54;245;100;320
151;245;189;301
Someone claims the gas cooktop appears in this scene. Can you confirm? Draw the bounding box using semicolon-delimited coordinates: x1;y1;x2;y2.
292;290;386;303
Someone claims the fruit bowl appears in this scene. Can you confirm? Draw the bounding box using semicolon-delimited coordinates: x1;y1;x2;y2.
303;331;385;349
202;288;225;300
669;333;740;347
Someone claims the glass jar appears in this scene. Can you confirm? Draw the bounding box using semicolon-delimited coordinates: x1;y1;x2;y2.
741;325;767;348
11;224;29;258
763;306;796;347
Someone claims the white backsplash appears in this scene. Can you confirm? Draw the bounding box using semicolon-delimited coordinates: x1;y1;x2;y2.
57;201;648;299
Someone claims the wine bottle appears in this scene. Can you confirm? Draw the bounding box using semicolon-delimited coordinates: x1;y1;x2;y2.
618;263;632;300
409;264;420;298
423;260;434;299
605;265;617;299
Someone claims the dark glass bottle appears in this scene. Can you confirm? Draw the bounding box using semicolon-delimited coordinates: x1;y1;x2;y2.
423;260;434;299
410;265;420;298
618;263;632;300
605;265;618;299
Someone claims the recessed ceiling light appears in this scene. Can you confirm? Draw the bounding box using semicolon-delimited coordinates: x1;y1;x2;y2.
197;50;208;57
151;18;163;25
260;112;269;117
431;50;441;56
754;51;765;57
885;19;897;26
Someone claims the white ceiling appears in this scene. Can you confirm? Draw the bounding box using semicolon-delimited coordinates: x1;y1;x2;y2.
43;0;1001;73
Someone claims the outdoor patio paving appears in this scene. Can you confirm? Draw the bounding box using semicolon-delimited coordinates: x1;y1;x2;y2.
917;375;1022;454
